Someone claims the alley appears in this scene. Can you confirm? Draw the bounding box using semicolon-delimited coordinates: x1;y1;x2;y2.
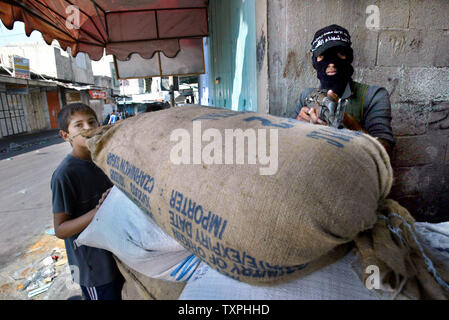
0;135;81;299
0;137;70;267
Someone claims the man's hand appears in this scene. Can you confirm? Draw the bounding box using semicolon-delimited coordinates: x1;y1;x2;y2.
296;90;338;126
96;187;112;210
326;90;338;102
296;107;327;125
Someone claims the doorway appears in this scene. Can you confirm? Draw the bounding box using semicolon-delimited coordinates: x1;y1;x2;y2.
46;91;61;129
0;93;28;137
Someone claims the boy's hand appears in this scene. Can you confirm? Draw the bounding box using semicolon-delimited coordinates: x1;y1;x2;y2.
96;188;112;210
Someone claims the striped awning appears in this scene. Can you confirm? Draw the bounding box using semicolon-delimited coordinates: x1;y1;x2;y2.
0;0;209;63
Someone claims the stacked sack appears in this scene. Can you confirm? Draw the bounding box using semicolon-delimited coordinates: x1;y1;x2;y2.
82;105;448;299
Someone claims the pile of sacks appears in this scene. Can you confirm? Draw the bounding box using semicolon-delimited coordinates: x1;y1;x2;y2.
77;186;449;300
79;105;449;299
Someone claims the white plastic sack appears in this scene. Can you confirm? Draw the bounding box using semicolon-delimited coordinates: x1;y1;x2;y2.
414;222;449;272
178;222;449;300
179;251;380;300
76;186;201;282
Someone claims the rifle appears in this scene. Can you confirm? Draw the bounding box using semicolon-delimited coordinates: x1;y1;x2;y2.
306;89;348;129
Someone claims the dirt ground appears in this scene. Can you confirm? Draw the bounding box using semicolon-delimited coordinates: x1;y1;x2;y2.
0;232;82;300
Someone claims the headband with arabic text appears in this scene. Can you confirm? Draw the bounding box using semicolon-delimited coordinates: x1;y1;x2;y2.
311;30;352;53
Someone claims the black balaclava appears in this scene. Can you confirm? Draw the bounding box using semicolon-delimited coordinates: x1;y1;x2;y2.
310;25;354;98
312;47;354;98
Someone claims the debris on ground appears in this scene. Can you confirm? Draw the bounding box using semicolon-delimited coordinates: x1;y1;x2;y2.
15;247;63;298
0;233;77;300
45;228;55;236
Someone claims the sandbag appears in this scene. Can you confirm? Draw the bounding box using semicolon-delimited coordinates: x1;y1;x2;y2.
84;105;393;285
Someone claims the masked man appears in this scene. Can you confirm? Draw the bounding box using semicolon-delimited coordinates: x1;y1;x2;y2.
293;25;395;155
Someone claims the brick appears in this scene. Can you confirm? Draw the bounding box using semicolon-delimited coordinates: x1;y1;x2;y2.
285;1;378;66
286;0;366;33
433;30;449;67
377;30;444;67
350;27;378;67
399;68;449;102
447;138;449;165
311;0;409;30
389;164;449;222
392;134;448;167
391;103;430;136
353;66;403;103
391;194;449;222
269;0;449;116
428;102;449;133
390;166;421;196
374;0;410;29
378;29;449;68
409;0;449;30
447;140;449;165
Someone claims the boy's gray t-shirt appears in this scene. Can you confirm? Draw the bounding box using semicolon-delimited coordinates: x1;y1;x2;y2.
51;154;119;287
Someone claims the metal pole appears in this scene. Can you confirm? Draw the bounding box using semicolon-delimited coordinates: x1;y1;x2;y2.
169;76;175;108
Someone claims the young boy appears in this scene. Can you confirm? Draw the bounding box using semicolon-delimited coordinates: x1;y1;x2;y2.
50;103;124;300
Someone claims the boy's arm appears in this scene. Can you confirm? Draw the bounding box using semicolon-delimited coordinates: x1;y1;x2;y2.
54;209;96;240
53;188;111;239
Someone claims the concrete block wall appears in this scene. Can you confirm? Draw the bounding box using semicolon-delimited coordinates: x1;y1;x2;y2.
55;48;94;85
267;0;449;222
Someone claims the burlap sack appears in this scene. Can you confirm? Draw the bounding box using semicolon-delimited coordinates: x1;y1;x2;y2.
84;105;392;285
353;199;449;300
114;256;186;300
